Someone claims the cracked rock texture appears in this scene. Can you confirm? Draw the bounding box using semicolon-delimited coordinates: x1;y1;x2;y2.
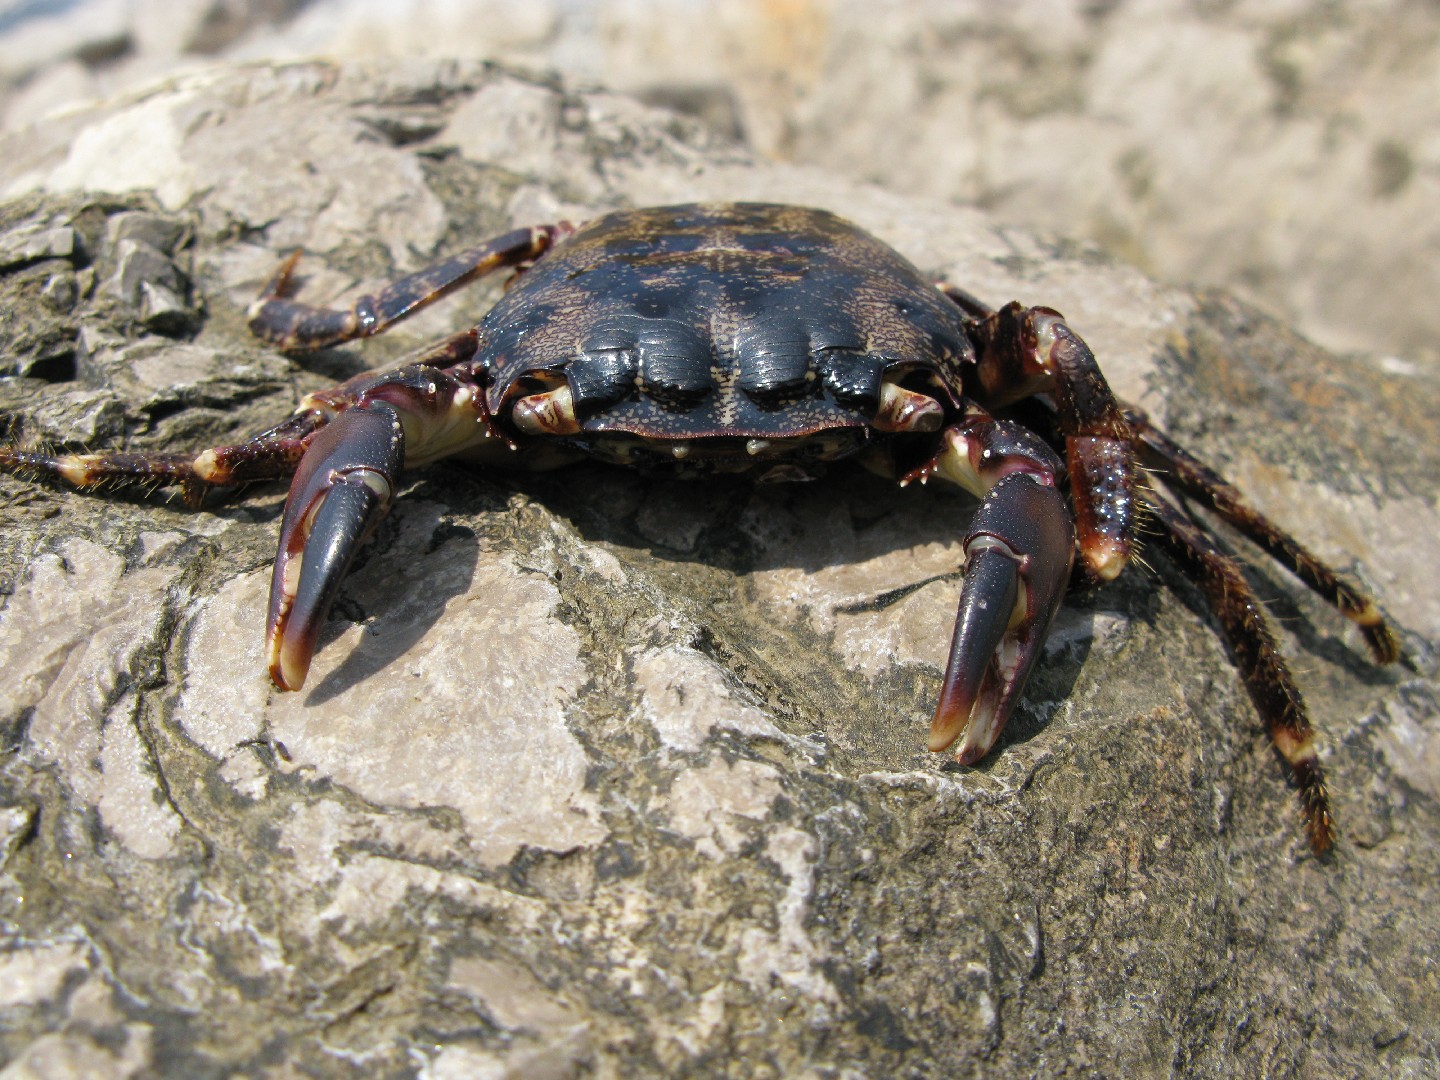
0;60;1438;1078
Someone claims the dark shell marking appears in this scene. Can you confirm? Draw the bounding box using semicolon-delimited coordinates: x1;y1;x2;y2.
478;204;972;443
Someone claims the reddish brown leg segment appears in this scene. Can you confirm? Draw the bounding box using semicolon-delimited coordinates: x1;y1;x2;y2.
0;328;489;505
1145;491;1335;853
0;412;327;507
249;225;560;351
1129;408;1399;666
949;294;1139;584
0;447;202;498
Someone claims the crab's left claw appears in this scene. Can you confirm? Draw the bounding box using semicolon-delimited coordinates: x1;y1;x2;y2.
266;402;405;691
930;473;1075;763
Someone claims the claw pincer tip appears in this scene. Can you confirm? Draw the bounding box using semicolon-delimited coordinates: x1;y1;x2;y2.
931;474;1075;763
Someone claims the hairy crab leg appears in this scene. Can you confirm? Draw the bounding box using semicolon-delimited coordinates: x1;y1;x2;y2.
0;413;323;507
1127;407;1399;665
906;413;1076;763
0;446;211;501
1143;490;1336;853
944;291;1378;851
249;225;561;351
942;288;1138;586
0;329;486;505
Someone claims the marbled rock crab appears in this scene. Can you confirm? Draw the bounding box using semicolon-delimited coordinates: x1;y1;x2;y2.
0;202;1397;852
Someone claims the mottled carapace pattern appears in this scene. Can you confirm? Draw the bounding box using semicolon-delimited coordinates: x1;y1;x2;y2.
478;203;972;441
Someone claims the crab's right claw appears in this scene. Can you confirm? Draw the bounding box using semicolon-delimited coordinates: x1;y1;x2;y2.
266;402;404;691
930;474;1076;764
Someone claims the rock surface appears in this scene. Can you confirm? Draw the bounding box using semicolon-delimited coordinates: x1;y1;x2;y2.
1;1;1436;366
0;60;1437;1078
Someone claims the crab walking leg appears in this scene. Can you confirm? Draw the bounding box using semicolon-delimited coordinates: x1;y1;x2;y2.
0;446;209;498
914;417;1076;763
0;334;486;504
1144;491;1335;852
947;293;1138;584
0;412;324;507
248;225;560;351
1127;407;1399;666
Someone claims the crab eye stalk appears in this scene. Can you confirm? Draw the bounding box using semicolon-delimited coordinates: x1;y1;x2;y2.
874;380;945;433
511;382;581;436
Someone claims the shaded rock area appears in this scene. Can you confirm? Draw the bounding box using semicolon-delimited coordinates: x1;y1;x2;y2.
0;60;1437;1078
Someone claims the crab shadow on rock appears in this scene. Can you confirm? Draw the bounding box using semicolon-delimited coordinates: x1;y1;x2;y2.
288;452;1109;771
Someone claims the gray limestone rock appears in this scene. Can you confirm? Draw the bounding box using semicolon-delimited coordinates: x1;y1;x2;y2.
0;61;1436;1079
3;1;1437;366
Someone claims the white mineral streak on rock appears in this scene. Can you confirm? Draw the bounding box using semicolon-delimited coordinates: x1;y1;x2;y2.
0;1027;154;1080
447;956;580;1032
420;1028;593;1080
1;542;133;780
667;757;784;860
0;805;33;869
1378;691;1440;801
95;688;180;859
634;644;782;753
736;826;835;1004
177;530;604;866
0;937;154;1073
0;540;182;858
40;91;196;209
175;568;273;756
667;984;729;1061
737;490;971;679
0;940;89;1008
273;799;553;937
133;529;190;564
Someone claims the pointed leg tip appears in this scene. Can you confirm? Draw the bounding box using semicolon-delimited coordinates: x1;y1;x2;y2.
1361;617;1400;667
266;628;311;692
1082;540;1129;582
953;741;987;767
927;716;964;754
267;653;307;693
